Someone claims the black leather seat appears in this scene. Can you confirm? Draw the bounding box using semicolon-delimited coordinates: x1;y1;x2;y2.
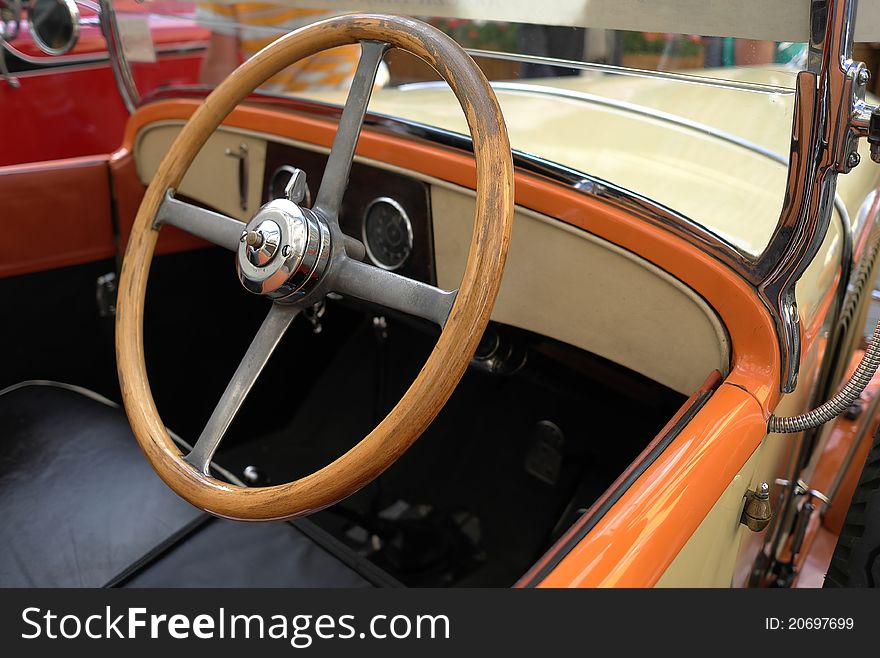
0;382;389;587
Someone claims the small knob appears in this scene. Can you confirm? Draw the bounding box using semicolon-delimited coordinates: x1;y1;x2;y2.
240;230;264;248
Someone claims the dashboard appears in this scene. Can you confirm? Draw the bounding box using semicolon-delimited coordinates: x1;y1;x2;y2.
132;119;730;395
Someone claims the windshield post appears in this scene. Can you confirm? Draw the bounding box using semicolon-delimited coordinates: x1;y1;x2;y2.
755;0;873;394
99;0;139;113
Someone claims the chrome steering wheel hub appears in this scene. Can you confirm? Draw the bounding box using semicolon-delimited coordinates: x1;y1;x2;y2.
236;199;330;300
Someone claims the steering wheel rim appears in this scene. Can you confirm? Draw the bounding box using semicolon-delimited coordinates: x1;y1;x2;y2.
117;14;514;521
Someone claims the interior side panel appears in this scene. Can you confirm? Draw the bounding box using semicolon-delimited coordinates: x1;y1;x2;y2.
0;157;116;278
111;152;211;256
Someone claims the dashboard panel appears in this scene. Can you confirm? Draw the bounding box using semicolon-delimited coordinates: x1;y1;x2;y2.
263;141;436;286
132;120;730;395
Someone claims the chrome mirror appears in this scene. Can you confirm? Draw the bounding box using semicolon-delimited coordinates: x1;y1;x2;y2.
30;0;79;55
1;0;22;41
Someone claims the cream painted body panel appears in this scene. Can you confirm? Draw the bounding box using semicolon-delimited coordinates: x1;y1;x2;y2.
656;446;766;587
300;67;880;258
657;229;839;586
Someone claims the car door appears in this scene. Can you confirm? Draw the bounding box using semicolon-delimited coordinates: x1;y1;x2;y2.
0;1;207;394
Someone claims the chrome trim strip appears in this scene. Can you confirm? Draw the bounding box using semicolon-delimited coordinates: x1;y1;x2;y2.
401;79;790;165
399;79;852;236
1;37;205;67
464;48;798;96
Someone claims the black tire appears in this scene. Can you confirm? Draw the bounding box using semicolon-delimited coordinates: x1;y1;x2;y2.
825;426;880;587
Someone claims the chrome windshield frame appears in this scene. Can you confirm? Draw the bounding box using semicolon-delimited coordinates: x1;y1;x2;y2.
756;0;872;393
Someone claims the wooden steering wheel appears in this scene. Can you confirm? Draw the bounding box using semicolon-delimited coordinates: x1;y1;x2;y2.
116;14;514;521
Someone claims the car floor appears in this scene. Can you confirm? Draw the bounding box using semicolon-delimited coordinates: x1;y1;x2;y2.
0;248;682;588
215;313;680;587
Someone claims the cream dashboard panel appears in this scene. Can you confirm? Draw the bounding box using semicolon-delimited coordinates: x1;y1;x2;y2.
134;123;730;395
431;186;730;395
134;121;267;221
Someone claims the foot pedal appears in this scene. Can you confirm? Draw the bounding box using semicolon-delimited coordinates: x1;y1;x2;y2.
524;420;565;485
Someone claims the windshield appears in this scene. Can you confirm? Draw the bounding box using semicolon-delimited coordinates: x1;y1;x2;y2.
111;0;818;257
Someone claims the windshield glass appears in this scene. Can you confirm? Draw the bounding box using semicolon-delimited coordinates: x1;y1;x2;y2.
118;0;814;257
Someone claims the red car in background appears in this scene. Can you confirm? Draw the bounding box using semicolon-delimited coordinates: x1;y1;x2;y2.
0;0;207;165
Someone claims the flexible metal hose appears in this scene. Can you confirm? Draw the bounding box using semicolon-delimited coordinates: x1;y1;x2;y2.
768;318;880;432
768;218;880;433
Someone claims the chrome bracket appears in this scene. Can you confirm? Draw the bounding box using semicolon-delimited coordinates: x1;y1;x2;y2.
774;478;830;508
757;0;880;393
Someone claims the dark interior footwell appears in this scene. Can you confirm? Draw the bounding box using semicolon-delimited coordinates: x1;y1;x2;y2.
214;312;682;587
0;249;684;587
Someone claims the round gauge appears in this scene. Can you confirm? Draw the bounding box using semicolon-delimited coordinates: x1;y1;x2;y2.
362;198;413;271
269;165;311;206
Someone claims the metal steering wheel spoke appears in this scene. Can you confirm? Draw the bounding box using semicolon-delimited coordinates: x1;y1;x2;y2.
185;303;300;474
333;256;456;327
154;190;245;251
313;40;389;221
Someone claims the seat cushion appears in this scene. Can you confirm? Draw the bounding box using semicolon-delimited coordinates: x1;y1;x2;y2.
0;382;378;588
123;519;374;587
